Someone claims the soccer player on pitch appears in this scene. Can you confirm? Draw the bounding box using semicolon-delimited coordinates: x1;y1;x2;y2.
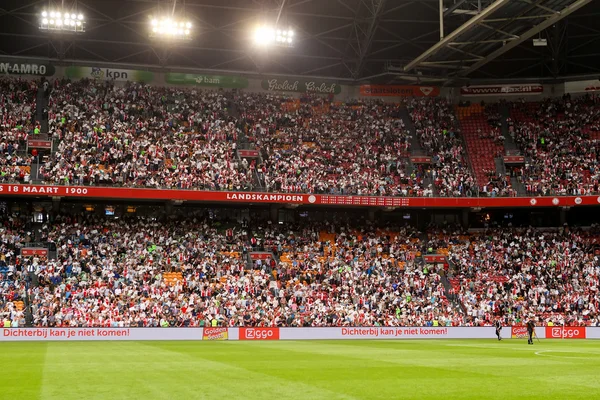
494;319;502;341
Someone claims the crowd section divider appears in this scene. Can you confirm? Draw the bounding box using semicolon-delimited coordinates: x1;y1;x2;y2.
1;183;600;208
1;327;598;341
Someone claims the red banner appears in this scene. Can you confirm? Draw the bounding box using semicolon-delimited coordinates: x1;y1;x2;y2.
250;252;272;260
239;327;280;340
423;255;446;263
545;326;586;339
410;156;432;164
503;156;525;164
360;85;440;97
0;184;599;208
20;248;48;256
511;326;528;338
203;327;228;341
28;140;52;149
460;84;543;96
238;150;260;158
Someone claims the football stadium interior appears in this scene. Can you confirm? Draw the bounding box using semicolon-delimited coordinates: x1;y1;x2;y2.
1;0;600;399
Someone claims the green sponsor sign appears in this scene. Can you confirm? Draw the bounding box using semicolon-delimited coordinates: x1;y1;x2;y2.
166;73;248;89
65;66;154;83
261;78;342;94
0;59;55;76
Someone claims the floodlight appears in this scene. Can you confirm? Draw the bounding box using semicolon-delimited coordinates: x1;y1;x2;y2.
149;17;192;40
253;25;294;47
40;9;85;32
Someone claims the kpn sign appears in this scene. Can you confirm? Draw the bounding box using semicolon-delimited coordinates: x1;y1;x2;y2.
65;66;154;83
261;78;342;94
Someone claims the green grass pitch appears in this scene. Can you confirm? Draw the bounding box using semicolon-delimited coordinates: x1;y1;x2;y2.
2;339;599;400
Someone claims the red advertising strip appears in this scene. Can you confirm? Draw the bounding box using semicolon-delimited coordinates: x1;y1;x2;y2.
511;326;528;338
239;327;280;340
28;140;52;149
203;327;228;341
460;84;543;96
20;248;48;256
503;156;525;164
250;252;272;260
1;184;599;208
545;326;586;339
423;255;446;263
238;150;260;158
410;156;432;164
360;85;440;97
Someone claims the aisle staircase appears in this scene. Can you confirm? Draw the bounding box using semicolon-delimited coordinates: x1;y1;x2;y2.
456;104;504;189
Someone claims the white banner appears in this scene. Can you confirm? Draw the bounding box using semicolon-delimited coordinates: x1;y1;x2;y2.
4;326;597;341
1;328;204;341
564;79;600;94
585;327;600;339
278;327;507;340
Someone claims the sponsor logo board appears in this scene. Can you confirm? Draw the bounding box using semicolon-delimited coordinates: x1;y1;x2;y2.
239;327;280;340
21;248;48;256
203;327;228;341
460;84;543;96
545;327;586;339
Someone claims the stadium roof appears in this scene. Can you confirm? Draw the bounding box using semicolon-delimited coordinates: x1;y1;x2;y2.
0;0;599;83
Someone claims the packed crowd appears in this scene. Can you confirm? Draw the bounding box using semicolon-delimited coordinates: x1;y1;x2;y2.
407;99;478;197
39;79;256;190
242;95;418;196
0;78;37;184
0;214;462;328
446;226;600;326
509;95;600;195
0;76;599;198
2;209;599;328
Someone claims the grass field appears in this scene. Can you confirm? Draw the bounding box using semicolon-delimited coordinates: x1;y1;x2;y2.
2;339;600;400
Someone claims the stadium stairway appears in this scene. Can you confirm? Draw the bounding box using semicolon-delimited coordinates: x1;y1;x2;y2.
456;103;504;190
399;107;426;156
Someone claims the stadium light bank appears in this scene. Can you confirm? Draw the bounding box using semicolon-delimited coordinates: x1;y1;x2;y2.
253;25;294;48
40;10;85;33
149;17;192;41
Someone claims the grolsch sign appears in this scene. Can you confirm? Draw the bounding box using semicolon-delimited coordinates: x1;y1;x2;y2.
261;78;342;94
0;60;55;76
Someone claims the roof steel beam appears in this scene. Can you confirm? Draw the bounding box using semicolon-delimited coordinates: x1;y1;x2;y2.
404;0;509;72
457;0;593;76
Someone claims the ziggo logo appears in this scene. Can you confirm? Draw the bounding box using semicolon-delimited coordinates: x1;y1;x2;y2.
240;327;280;340
547;327;586;339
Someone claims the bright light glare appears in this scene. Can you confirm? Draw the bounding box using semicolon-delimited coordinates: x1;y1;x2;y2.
42;18;48;24
42;11;48;17
49;19;55;25
254;25;294;46
78;14;84;20
150;17;192;38
50;11;56;18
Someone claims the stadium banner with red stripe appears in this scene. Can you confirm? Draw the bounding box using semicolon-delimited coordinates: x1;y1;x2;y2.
359;85;440;97
1;184;599;208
